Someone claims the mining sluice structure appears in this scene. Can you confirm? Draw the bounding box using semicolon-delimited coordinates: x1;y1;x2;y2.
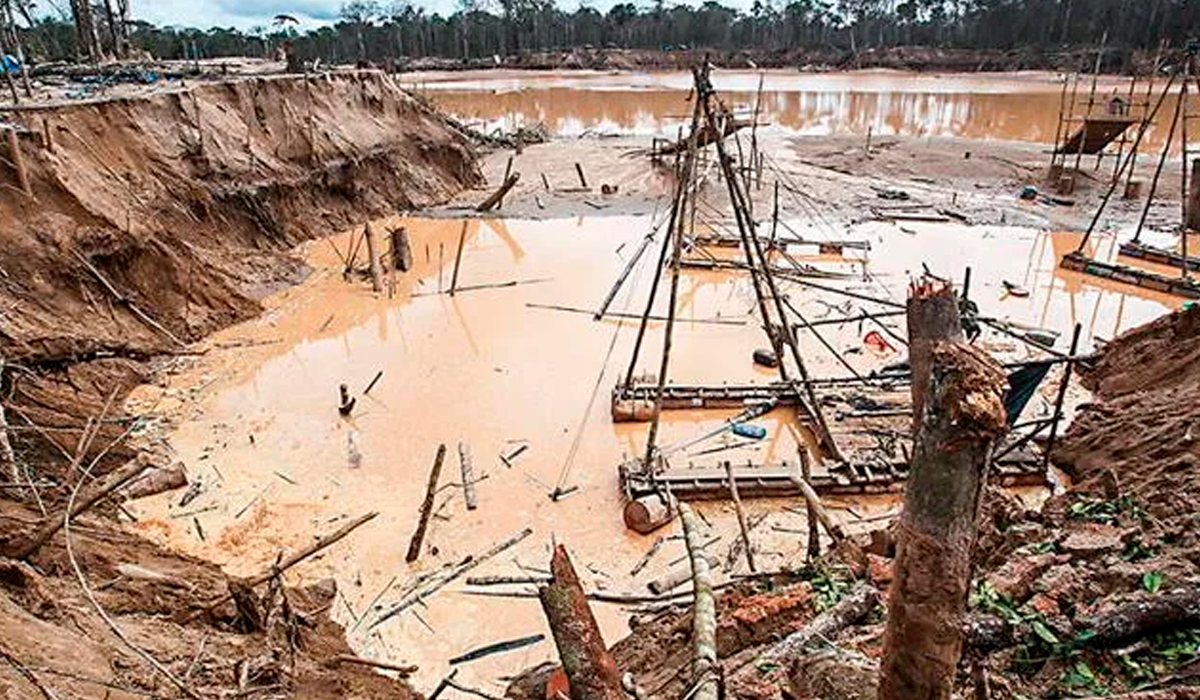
1064;44;1200;300
605;65;1061;532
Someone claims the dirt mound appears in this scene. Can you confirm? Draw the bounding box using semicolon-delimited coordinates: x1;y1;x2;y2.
0;69;480;474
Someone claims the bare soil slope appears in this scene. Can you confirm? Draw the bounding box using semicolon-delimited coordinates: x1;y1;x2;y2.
0;69;480;467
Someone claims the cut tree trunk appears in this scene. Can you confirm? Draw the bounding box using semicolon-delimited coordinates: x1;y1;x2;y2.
390;227;413;272
905;281;963;435
363;223;384;293
538;544;624;700
1081;586;1200;648
878;338;1009;700
623;494;675;534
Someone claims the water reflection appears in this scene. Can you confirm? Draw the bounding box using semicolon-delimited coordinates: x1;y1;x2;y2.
417;73;1193;152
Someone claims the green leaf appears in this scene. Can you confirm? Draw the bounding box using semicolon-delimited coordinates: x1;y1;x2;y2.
1032;619;1060;645
1143;571;1165;593
1075;629;1098;644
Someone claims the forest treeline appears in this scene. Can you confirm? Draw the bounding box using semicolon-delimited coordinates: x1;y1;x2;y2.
6;0;1196;67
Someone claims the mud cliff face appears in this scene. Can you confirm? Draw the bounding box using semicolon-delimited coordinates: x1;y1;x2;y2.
0;70;480;465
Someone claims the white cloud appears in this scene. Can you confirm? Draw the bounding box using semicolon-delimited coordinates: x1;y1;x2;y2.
130;0;344;30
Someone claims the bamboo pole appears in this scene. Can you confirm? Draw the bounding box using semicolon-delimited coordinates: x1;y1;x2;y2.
406;444;446;563
679;504;717;700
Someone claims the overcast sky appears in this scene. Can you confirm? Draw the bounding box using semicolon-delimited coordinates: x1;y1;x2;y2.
129;0;619;29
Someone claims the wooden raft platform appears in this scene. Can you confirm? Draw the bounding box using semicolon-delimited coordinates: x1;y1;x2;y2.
1056;116;1137;155
621;451;1046;500
612;382;804;422
1118;240;1200;273
1061;251;1200;299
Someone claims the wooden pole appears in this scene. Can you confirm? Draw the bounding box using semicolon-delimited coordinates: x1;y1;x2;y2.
799;446;820;561
574;162;588;189
499;155;513;209
1133;79;1184;244
449;221;468;296
363;223;384;293
459;441;478;511
406;444;446;563
1042;323;1082;470
477;173;519;212
878;340;1009;700
724;460;756;572
679;504;717;700
788;461;846;545
595;223;659;321
538;545;625;700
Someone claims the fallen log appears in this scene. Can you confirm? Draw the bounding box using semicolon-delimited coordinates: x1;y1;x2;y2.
680;503;718;700
647;555;717;595
406;444;446;563
5;454;152;560
333;654;417;677
736;583;881;677
1079;587;1200;649
120;462;188;501
623;494;675;534
538;544;625;700
878;334;1009;700
477;173;520;212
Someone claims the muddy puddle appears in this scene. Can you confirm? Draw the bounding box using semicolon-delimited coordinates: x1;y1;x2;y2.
409;69;1193;151
125;209;1179;690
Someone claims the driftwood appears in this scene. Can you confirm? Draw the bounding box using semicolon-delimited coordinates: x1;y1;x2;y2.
459;442;478;510
407;444;447;562
477;173;520;212
195;511;379;614
371;527;533;629
120;462;188;501
333;654;417;676
878;335;1009;699
5;454;152;560
733;583;881;681
680;504;718;700
363;222;384;293
647;555;716;595
538;545;624;700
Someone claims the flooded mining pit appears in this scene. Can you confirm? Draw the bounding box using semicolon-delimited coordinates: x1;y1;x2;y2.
122;70;1184;692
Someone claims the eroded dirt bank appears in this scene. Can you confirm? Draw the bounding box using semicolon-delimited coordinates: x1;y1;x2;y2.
0;70;479;698
0;69;480;466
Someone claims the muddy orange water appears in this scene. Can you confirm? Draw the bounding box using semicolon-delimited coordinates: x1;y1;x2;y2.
127;211;1178;691
409;69;1195;151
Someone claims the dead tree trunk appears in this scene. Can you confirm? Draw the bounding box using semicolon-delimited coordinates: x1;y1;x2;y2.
878;340;1009;700
1080;586;1200;649
538;544;624;700
905;281;963;435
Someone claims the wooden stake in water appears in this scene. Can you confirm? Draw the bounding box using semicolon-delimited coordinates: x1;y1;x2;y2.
450;221;468;296
406;444;447;563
